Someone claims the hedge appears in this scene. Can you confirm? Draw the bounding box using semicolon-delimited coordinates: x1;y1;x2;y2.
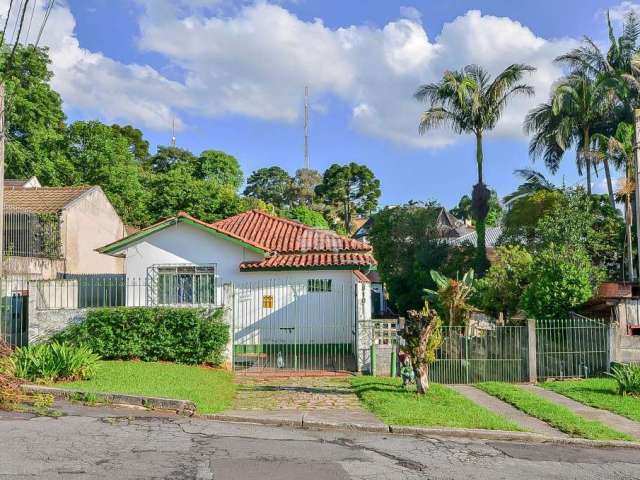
53;307;229;365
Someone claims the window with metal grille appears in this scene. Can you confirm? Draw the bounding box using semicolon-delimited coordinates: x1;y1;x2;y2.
307;279;332;293
154;264;216;305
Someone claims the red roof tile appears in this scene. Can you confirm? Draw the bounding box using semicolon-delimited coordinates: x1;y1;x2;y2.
211;210;372;254
240;252;377;270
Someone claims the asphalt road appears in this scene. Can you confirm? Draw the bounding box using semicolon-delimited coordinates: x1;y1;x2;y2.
1;406;640;479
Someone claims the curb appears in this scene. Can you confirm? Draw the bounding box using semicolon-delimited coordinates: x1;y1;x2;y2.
200;413;640;449
21;385;196;416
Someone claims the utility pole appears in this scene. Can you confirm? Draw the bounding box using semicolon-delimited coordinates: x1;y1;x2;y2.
0;84;5;278
304;86;309;170
634;109;640;282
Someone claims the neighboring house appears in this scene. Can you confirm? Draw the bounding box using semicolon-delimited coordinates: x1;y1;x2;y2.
4;176;41;189
3;181;126;278
98;209;377;372
446;225;503;262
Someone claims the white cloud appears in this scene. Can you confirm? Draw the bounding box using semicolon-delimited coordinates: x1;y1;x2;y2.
2;1;580;147
607;1;640;21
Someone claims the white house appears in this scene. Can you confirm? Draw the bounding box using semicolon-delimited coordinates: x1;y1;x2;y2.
98;210;377;372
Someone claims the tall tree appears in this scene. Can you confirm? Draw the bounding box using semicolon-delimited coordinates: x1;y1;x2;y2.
593;122;635;280
196;150;243;190
291;168;322;206
65;121;150;226
1;44;70;184
111;124;150;164
451;190;501;226
525;74;607;196
315;162;381;233
416;63;535;275
146;146;196;173
243;166;292;209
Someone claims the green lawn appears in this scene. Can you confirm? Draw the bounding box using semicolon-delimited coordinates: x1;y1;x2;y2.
59;360;236;414
476;382;632;441
542;378;640;423
351;377;521;431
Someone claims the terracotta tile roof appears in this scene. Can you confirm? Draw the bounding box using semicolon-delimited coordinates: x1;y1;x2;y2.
352;270;371;283
3;186;94;213
211;209;372;253
240;252;377;270
99;210;377;271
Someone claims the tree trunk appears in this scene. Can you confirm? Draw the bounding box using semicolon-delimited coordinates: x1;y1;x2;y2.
603;157;616;210
474;132;488;276
626;195;635;281
415;363;429;395
584;128;592;196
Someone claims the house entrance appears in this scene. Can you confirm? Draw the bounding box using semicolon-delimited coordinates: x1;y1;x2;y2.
232;279;358;375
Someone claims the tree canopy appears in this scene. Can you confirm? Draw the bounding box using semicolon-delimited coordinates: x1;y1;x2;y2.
315;162;381;233
243;166;293;209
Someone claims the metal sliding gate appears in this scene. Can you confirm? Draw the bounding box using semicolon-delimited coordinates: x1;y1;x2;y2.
232;280;358;374
0;277;29;347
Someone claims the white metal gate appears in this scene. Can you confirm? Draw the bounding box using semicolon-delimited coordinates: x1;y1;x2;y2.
232;280;358;374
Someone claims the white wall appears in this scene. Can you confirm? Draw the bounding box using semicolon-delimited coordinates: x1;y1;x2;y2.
62;188;125;274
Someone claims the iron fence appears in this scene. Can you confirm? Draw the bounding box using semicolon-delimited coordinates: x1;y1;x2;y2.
232;280;358;374
536;318;609;380
3;207;62;259
429;325;529;384
0;276;29;347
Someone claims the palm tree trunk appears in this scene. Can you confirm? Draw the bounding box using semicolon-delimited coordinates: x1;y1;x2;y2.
603;157;615;210
474;132;488;276
584;128;592;196
476;132;484;185
626;195;635;281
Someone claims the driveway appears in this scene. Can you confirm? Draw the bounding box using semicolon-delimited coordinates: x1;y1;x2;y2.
1;404;639;479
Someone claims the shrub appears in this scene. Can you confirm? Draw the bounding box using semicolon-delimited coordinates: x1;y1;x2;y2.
608;363;640;396
54;307;228;365
10;343;100;383
475;246;532;322
522;244;602;320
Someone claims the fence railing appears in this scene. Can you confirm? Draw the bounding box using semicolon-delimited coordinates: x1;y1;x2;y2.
430;325;529;384
3;207;62;259
0;276;29;347
536;318;609;380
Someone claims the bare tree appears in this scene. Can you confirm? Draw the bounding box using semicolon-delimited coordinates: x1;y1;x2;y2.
402;303;443;394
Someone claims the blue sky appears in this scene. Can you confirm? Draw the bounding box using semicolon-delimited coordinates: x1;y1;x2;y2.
28;0;640;208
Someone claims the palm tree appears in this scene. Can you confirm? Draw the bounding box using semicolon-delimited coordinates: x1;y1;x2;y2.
593;122;636;280
525;74;608;197
415;64;535;275
503;168;556;206
551;11;640;205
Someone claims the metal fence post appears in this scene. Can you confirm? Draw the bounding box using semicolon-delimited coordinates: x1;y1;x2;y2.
528;318;537;383
370;343;376;376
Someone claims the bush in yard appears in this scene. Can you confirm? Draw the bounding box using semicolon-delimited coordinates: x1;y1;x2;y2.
474;246;532;323
608;363;640;396
10;342;100;383
54;307;228;365
402;302;443;394
522;244;602;320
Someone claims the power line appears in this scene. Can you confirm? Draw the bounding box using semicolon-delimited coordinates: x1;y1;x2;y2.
0;0;14;50
7;0;29;69
8;0;24;46
34;0;54;48
24;0;36;44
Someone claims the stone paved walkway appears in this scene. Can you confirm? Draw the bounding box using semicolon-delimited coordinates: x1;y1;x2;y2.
520;384;640;440
224;375;386;429
451;385;568;438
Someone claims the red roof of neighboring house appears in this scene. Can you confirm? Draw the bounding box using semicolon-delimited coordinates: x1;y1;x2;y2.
240;252;376;270
98;210;377;271
212;209;371;253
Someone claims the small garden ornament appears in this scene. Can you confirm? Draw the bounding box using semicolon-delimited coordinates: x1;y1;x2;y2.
400;358;415;388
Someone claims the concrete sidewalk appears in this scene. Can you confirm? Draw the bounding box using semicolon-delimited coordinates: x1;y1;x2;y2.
520;385;640;440
451;385;568;438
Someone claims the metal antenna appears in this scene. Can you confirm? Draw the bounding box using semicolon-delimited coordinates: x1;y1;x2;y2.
304;86;309;169
171;116;176;147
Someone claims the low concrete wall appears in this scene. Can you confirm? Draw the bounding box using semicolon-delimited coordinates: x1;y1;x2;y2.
27;292;88;343
609;325;640;364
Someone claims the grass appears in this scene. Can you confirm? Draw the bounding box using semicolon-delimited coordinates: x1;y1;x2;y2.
59;360;236;414
351;376;522;431
476;382;633;441
542;378;640;423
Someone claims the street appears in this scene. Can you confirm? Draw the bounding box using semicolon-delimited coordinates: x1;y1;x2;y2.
0;405;639;479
